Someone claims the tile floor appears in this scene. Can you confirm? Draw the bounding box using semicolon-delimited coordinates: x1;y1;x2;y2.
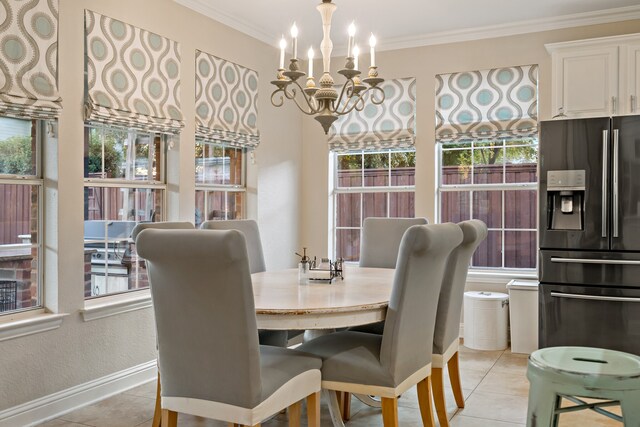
38;345;623;427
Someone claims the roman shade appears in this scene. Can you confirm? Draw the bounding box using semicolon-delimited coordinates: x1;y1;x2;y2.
328;77;416;153
195;51;260;149
0;0;62;119
84;10;184;134
435;64;538;144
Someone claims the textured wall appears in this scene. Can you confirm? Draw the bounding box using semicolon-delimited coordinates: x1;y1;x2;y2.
0;0;302;410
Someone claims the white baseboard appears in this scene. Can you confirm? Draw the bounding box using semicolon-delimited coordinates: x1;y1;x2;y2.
0;360;157;427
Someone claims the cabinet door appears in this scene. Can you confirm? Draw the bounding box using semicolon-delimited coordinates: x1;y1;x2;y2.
553;46;619;118
627;42;640;115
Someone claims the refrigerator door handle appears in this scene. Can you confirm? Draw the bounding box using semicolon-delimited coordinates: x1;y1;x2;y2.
602;129;608;238
613;128;619;238
551;292;640;303
551;257;640;265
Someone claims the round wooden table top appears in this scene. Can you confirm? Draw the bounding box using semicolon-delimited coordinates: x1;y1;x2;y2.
252;265;395;330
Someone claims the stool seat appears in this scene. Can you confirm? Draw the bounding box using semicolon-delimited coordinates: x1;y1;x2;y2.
526;347;640;427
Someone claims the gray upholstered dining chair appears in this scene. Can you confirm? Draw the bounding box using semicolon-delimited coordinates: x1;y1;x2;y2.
298;223;463;427
201;219;290;348
130;221;195;427
431;220;487;427
136;228;322;427
359;217;429;269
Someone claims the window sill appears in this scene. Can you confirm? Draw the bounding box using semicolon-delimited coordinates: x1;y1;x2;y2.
81;290;153;322
0;309;67;342
467;269;538;285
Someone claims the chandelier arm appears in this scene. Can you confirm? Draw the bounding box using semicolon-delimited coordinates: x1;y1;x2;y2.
332;79;357;113
270;89;287;108
285;80;322;115
337;86;385;115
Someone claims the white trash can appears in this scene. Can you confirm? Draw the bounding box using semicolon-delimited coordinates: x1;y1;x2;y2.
463;291;509;351
507;279;539;354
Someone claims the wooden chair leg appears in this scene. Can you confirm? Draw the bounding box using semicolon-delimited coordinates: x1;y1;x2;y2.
152;373;162;427
417;376;436;427
342;392;351;421
161;409;177;427
431;368;449;427
381;397;399;427
307;391;321;427
288;400;302;427
447;351;465;408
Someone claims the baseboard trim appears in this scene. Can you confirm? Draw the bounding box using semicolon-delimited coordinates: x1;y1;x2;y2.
0;360;157;427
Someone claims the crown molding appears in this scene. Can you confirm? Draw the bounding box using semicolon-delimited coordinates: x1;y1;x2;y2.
374;5;640;53
174;0;276;45
174;1;640;53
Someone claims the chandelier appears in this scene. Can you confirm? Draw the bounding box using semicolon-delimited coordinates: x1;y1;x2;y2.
270;0;385;134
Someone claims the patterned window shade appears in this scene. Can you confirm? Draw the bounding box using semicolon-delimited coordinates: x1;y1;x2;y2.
195;51;259;149
328;77;416;153
0;0;62;119
435;64;538;143
84;10;184;134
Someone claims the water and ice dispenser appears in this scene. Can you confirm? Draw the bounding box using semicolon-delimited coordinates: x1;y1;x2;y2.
546;170;585;230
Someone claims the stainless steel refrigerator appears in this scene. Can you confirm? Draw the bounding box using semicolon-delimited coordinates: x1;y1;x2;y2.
539;115;640;355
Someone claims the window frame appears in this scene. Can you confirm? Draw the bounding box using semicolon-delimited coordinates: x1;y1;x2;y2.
436;137;539;271
0;118;44;316
82;123;169;299
194;140;247;225
331;149;417;262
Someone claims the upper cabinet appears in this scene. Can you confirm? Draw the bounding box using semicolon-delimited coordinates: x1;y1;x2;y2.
546;33;640;119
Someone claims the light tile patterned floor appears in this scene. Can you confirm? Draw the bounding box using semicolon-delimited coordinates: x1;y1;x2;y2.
37;345;623;426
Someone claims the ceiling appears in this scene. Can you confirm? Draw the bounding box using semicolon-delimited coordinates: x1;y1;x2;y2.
176;0;640;53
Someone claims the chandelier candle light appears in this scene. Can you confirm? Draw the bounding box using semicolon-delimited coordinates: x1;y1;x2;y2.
270;0;385;134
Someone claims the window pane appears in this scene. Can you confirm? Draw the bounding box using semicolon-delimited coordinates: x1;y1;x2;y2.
226;191;243;220
195;190;205;228
441;147;471;185
390;151;415;186
85;126;125;179
505;146;537;183
337;154;362;187
363;192;387;219
336;193;361;228
473;191;502;228
505;231;536;268
131;134;160;181
336;228;360;262
473;230;502;268
0;248;39;313
473;146;503;184
84;187;163;298
504;190;537;229
0;184;39;245
440;191;470;223
0;117;35;176
364;153;389;187
226;147;243;186
205;191;226;220
389;192;415;218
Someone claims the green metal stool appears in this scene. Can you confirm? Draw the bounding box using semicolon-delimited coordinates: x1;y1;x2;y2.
526;346;640;427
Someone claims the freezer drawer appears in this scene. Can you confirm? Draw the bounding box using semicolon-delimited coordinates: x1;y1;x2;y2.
539;283;640;355
540;250;640;288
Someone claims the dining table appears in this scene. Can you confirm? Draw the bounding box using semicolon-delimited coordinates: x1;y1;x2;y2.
251;264;395;427
251;265;395;331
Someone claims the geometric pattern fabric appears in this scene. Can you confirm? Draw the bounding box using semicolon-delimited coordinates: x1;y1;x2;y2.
435;64;538;144
0;0;62;119
195;50;260;149
84;10;184;134
328;77;416;153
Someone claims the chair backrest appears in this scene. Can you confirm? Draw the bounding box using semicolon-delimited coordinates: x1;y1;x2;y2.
201;219;266;274
380;223;463;384
136;229;262;408
433;220;488;354
131;221;195;242
359;217;429;269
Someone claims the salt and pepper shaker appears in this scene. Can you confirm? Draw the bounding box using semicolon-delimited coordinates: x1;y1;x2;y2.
296;247;310;284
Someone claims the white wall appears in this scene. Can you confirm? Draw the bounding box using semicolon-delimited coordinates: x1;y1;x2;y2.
299;20;640;262
0;0;302;411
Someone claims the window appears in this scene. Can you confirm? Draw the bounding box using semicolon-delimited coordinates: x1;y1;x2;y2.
438;137;538;269
83;124;168;298
333;149;416;262
0;117;42;314
194;142;245;227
